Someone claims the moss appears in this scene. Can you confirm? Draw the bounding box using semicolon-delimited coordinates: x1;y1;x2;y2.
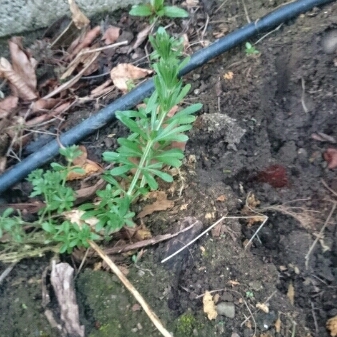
175;311;202;337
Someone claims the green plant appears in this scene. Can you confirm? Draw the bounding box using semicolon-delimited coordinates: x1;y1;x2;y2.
245;42;259;55
129;0;188;22
0;27;201;259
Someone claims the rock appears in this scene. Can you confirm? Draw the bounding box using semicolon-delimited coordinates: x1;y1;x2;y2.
216;302;235;318
0;0;144;37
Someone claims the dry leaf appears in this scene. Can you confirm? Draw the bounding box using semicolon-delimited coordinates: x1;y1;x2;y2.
134;227;152;241
0;96;18;118
256;302;269;313
227;280;240;287
216;195;226;202
132;303;141;311
223;71;234;80
67;26;101;61
102;26;121;45
110;63;152;92
68;0;90;29
327;315;337;337
0;57;37;101
66;145;103;180
287;281;295;305
137;191;174;218
31;98;59;112
129;24;153;52
203;291;217;320
8;37;37;95
186;0;199;8
63;209;99;228
275;316;281;333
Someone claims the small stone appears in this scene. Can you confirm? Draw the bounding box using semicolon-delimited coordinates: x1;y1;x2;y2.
248;281;263;291
216;302;235;318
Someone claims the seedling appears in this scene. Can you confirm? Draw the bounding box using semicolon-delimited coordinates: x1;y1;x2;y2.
129;0;188;22
245;42;259;55
0;28;202;261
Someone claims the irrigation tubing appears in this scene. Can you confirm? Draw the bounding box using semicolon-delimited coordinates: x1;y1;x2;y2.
0;0;333;194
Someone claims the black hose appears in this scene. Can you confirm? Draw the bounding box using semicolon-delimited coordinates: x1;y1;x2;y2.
0;0;333;194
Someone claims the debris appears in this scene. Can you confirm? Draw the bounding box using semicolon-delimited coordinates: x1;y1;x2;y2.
223;71;234;80
50;261;85;337
102;25;121;45
66;145;103;181
327;315;337;337
129;24;153;52
323;148;337;169
256;302;269;313
0;95;18;118
110;63;153;92
287;281;295;305
203;291;218;320
68;0;90;29
137;191;174;218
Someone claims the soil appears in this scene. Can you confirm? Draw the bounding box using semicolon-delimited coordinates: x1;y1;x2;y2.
1;1;337;337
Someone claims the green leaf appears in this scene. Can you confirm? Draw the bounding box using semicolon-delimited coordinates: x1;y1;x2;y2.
154;124;191;143
143;172;158;190
129;4;153;16
163;6;189;18
42;221;54;233
103;151;119;162
110;165;132;176
117;115;147;139
147;168;173;182
50;163;65;171
2;208;14;217
153;149;184;167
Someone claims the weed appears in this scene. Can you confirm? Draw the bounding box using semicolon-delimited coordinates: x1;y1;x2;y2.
129;0;188;23
245;42;259;55
0;28;202;261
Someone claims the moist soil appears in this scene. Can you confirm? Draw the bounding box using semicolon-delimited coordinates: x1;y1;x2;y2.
1;1;337;337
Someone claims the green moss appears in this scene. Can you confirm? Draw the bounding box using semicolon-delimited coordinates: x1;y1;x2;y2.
175;311;202;337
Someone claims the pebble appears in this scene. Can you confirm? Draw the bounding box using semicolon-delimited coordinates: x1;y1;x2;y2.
322;29;337;54
216;302;235;318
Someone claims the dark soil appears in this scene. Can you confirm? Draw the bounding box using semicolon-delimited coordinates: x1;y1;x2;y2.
1;1;337;337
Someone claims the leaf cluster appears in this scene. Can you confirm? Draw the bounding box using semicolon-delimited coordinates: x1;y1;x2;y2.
129;0;188;22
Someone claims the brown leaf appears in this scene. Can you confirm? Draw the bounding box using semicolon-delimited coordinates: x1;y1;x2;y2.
327;315;337;337
68;0;90;29
67;26;101;60
274;316;281;333
110;63;152;92
102;26;121;45
72;145;87;165
256;302;269;313
203;291;217;320
75;179;106;204
67;159;103;181
137;191;174;218
129;24;153;52
0;57;37;101
287;281;295;305
0;96;18;118
216;195;226;202
31;98;59;112
63;209;99;228
8;37;37;93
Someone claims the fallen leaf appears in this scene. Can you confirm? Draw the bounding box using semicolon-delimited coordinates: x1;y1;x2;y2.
63;209;99;228
256;302;269;313
134;227;152;241
68;0;90;29
31;98;59;112
227;280;240;287
0;96;18;118
186;0;199;8
66;26;101;61
203;291;217;320
137;191;174;218
216;195;226;202
129;24;153;52
0;57;37;101
287;281;295;305
8;37;37;95
66;145;103;180
327;315;337;337
324;148;337;169
102;26;121;45
110;63;152;92
275;316;281;333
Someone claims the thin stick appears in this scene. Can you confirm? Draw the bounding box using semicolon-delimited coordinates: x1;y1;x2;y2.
88;241;172;337
255;23;283;44
161;215;226;263
305;202;336;269
321;179;337;198
241;0;251;23
0;262;16;285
